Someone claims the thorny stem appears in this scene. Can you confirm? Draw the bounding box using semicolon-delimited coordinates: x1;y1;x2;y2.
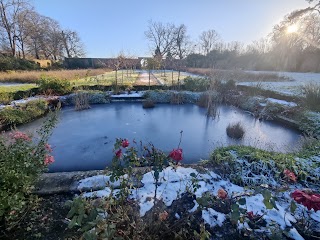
177;130;183;149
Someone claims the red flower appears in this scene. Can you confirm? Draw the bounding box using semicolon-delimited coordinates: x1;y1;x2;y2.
121;139;129;148
115;149;122;158
291;189;320;211
283;169;297;182
217;188;228;199
169;148;183;162
44;155;55;165
247;211;254;220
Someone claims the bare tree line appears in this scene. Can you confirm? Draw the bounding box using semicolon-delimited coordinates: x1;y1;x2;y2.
0;0;85;60
145;1;320;72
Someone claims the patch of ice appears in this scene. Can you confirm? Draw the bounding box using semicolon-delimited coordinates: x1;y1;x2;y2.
202;208;226;227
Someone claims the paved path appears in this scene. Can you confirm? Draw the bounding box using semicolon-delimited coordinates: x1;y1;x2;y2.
136;70;164;85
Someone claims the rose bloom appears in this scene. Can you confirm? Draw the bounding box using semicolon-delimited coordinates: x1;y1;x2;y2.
283;169;297;182
115;149;122;158
291;189;320;211
169;148;183;162
44;155;55;165
121;139;129;148
217;188;228;199
10;131;31;142
45;143;53;153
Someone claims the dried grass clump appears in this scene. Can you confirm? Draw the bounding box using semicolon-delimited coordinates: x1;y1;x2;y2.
75;92;91;111
0;69;109;83
226;122;245;139
142;99;155;108
170;93;184;104
303;83;320;112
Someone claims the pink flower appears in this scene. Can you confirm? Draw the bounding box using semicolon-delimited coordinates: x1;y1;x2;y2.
45;143;53;153
217;188;228;199
115;149;122;158
169;148;183;162
283;169;297;182
291;189;320;211
121;139;129;148
44;155;55;165
10;131;31;142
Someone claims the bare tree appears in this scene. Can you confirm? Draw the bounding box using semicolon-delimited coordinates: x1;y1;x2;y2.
199;29;220;55
0;0;30;56
145;20;176;58
61;29;85;58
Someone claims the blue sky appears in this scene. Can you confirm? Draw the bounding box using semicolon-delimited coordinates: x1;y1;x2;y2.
33;0;310;57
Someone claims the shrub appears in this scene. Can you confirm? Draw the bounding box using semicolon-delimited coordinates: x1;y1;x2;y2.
0;55;39;71
142;99;155;108
183;77;210;91
38;76;72;95
0;100;48;126
0;113;57;229
303;83;320;112
226;122;245;139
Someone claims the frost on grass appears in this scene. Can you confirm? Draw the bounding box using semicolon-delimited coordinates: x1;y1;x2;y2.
77;166;320;239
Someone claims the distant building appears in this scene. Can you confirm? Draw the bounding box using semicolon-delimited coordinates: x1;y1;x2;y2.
33;59;53;68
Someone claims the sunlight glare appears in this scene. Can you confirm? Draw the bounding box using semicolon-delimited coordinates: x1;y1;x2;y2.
287;24;298;34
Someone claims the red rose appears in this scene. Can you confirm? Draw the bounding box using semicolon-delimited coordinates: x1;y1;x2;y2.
169;148;183;162
247;211;254;220
217;188;228;199
291;189;320;211
115;149;122;158
121;139;129;148
283;169;297;182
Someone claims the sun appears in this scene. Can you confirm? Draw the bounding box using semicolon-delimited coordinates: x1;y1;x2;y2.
287;24;298;34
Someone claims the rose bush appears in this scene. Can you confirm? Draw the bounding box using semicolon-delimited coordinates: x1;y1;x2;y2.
0;112;57;228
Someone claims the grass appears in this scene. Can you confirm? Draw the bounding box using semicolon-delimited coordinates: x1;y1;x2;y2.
303;83;320;112
70;70;139;87
0;84;37;93
186;68;290;82
0;69;110;83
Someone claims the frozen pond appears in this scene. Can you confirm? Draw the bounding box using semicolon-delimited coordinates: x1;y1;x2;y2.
18;103;302;172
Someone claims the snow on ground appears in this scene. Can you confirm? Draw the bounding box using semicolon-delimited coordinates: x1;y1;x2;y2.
77;166;320;239
266;98;297;107
110;91;145;98
239;71;320;97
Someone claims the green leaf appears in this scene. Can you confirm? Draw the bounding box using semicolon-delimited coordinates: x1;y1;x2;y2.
290;200;297;213
238;198;246;205
263;199;274;209
262;189;271;201
190;173;197;178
